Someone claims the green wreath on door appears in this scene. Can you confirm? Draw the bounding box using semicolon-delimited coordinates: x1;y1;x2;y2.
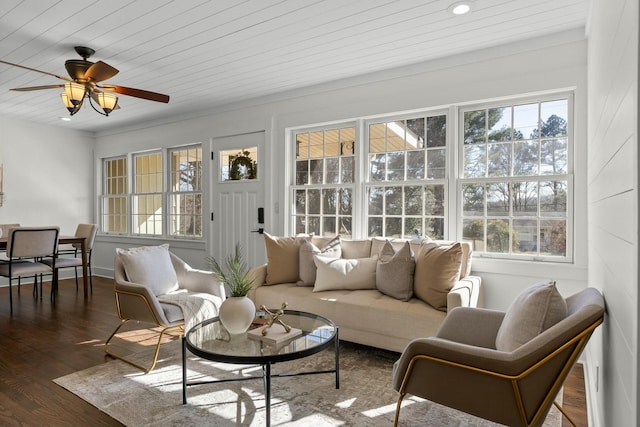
229;151;257;180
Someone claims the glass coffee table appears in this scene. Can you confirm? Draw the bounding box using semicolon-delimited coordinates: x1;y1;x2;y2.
182;309;339;427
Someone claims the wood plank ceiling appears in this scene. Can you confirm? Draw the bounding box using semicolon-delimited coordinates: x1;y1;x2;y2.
0;0;590;134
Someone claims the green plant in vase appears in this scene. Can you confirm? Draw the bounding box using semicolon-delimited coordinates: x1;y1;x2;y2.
208;242;254;297
208;243;256;333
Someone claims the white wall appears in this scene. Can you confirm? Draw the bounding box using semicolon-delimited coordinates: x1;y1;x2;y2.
0;116;95;283
586;0;638;425
94;33;589;312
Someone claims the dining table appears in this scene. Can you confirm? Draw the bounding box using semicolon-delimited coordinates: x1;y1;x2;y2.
0;235;89;297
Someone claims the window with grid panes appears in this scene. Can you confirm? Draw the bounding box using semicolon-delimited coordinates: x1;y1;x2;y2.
366;114;447;239
101;157;127;233
293;126;355;237
460;97;571;260
169;145;203;238
132;152;163;236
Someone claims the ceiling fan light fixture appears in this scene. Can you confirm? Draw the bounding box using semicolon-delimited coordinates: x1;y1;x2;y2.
64;82;86;106
61;92;81;115
97;92;118;116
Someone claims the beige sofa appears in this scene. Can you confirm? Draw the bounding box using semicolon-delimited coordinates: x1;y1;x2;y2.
248;235;482;353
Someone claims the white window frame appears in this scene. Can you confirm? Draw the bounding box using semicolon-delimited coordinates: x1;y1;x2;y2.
287;91;575;264
99;144;204;240
457;93;574;263
168;144;203;239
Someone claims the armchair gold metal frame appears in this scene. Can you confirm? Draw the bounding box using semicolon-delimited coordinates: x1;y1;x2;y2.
104;286;184;373
392;287;604;427
104;248;225;374
393;316;602;427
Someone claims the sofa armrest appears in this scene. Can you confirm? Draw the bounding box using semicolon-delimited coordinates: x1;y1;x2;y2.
170;252;226;299
447;275;482;310
247;264;267;301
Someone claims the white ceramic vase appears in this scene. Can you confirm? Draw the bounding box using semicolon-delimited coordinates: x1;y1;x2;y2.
219;296;256;334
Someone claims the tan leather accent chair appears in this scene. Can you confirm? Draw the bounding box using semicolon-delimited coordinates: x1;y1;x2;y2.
392;287;604;427
105;248;225;373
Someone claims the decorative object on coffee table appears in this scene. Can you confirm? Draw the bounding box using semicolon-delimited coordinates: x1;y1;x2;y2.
209;243;256;334
248;303;302;344
259;302;292;335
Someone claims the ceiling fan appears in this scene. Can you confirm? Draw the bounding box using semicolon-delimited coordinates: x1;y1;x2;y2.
0;46;170;117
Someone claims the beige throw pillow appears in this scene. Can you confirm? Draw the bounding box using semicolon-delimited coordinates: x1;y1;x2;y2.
297;235;341;286
413;242;463;311
495;281;567;352
313;255;378;292
116;244;178;296
376;241;415;301
264;233;304;285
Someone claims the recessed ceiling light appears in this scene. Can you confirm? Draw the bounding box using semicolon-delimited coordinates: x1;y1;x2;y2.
448;1;473;15
60;117;71;121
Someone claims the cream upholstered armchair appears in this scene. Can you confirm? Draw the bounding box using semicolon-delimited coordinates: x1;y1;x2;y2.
105;244;226;372
392;283;604;427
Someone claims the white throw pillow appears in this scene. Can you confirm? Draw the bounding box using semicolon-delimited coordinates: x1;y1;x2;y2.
312;255;378;292
297;236;341;286
117;244;179;296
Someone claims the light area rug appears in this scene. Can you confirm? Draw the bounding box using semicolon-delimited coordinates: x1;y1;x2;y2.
54;340;561;427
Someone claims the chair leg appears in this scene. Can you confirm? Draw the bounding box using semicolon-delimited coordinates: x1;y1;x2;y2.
74;266;79;291
8;280;13;313
553;400;577;427
104;320;183;373
89;264;93;294
393;393;407;427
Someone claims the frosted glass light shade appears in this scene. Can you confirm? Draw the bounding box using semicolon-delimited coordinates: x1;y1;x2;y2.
64;82;86;105
97;92;118;115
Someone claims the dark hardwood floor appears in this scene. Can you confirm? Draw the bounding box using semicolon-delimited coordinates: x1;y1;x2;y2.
0;276;588;426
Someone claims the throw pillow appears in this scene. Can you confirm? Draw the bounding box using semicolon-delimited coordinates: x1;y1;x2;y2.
413;242;463;311
376;241;415;301
495;281;567;352
312;255;378;292
116;244;179;296
264;233;304;285
297;235;341;286
340;239;372;259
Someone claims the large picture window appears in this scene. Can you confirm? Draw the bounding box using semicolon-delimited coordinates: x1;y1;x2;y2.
101;157;127;233
100;144;203;239
169;145;203;238
132;152;163;236
366;114;447;239
460;98;571;260
292;126;355;237
289;93;573;263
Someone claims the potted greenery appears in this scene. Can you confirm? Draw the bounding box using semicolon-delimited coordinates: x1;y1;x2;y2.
208;243;256;334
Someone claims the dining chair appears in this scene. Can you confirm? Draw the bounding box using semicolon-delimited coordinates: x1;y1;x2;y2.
0;223;20;259
0;227;59;312
44;223;98;295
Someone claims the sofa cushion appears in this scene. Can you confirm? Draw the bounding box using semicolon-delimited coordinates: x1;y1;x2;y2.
341;239;372;259
313;255;378;292
413;242;463;311
116;244;178;296
376;241;415;301
495;281;567;352
264;232;304;285
298;235;341;286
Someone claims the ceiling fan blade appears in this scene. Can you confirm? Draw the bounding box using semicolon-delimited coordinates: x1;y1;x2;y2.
84;61;119;82
0;60;72;82
10;84;65;91
102;85;169;103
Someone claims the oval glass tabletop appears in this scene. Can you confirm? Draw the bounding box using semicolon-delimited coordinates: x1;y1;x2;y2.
184;309;337;364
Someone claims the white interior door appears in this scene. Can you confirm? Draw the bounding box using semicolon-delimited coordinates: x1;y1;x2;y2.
210;132;266;270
